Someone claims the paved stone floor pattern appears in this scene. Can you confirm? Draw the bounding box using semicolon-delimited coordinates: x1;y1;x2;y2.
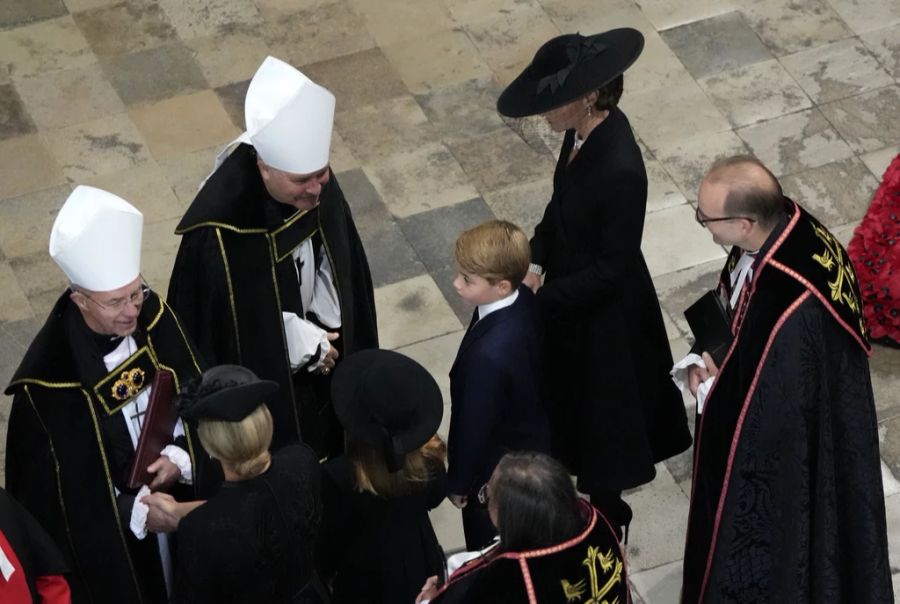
1;0;899;600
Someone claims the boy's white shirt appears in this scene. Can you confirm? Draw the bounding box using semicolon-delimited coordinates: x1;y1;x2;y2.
476;289;519;322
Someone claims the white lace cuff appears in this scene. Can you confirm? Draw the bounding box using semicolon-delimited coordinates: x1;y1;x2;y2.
130;485;151;539
282;312;328;370
161;445;192;484
670;353;715;414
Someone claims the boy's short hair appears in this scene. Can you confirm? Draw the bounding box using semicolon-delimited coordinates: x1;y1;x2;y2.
455;220;530;288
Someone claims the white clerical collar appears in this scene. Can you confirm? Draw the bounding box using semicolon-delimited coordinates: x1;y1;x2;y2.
477;289;519;321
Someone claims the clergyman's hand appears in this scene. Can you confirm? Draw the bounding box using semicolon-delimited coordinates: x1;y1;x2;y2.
147;456;180;491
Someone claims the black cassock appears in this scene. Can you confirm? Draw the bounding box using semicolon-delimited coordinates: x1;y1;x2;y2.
172;444;323;603
532;107;691;493
4;292;213;603
317;455;446;604
683;202;893;602
169;144;378;455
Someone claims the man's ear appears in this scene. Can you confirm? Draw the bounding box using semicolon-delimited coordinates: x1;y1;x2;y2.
70;290;88;311
256;158;270;181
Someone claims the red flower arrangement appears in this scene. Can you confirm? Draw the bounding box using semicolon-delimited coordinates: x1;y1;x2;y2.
849;153;900;346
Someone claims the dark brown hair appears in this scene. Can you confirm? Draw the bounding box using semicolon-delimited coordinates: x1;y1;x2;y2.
592;74;624;111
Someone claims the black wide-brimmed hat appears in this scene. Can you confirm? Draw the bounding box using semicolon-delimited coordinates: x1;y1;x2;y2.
177;365;278;422
332;349;442;472
497;28;644;118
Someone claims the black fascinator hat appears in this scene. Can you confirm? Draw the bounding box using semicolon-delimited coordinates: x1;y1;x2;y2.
331;349;443;473
497;28;644;118
177;365;278;422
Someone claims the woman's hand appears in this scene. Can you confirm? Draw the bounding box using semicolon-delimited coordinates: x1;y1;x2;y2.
415;575;440;603
142;493;204;533
523;271;542;293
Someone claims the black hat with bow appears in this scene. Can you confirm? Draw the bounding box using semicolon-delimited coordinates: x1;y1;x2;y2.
177;365;278;422
497;28;644;118
331;349;443;473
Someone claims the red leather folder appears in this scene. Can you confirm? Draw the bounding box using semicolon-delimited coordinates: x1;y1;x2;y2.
127;369;177;490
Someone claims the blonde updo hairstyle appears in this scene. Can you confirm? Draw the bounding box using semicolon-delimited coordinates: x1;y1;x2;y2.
197;403;273;480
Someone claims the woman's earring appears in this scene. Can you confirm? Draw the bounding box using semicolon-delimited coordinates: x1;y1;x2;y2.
587;104;593;118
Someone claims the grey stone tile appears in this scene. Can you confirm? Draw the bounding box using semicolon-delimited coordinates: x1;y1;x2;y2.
0;16;94;79
0;0;68;29
72;0;176;57
0;184;70;259
737;108;855;177
780;156;880;229
820;86;900;154
482;177;553;238
214;79;249;130
445;127;555;197
373;274;463;349
740;0;853;57
623;465;690;571
398;197;496;322
414;76;507;143
872;345;900;422
0;83;36;140
828;0;900;34
698;60;812;128
336;168;426;288
653;130;749;200
302;48;410;112
860;23;900;81
780;37;894;104
860;146;900;181
659;11;772;80
0;261;33;322
634;0;736;31
186;27;271;89
654;258;727;336
334;95;435;166
383;28;492;95
156;0;263;39
631;558;683;604
102;42;209;106
0;317;45;387
642;204;728;278
645;157;689;213
9;252;68;301
0;135;66;199
395;329;465;403
880;416;900;480
156;144;219;205
13;63;125;130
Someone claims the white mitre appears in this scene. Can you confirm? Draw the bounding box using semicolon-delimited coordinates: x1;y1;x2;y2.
210;56;336;177
49;186;143;292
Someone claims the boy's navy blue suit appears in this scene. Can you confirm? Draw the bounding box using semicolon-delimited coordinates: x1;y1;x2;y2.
448;285;551;550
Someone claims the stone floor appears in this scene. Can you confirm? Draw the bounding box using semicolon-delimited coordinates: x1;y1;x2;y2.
1;0;899;600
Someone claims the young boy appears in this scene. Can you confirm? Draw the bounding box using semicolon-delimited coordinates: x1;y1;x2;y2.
448;219;551;551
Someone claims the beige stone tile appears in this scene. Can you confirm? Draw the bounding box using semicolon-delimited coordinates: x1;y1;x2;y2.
373;274;463;349
415;76;507;143
82;160;184;224
42;113;153;181
0;16;95;79
347;0;454;47
157;145;219;205
156;0;264;39
820;85;900;154
259;0;375;67
334;95;435;165
185;29;271;89
542;0;654;34
395;330;465;403
636;0;736;30
740;0;853;56
632;559;683;603
363;142;479;218
9;253;68;300
645;157;688;213
625;30;696;97
860;23;900;80
382;28;492;95
621;81;731;154
780;156;880;229
655;257;730;336
129;90;241;161
443;0;538;24
464;3;560;85
302;48;410;111
780;37;894;104
828;0;900;34
0;261;33;322
653;130;749;200
329;131;359;174
141;217;181;299
482;177;553;237
0;136;66;199
736;108;855;177
72;0;178;57
698;59;812;128
624;464;690;571
0;83;36;140
446;128;555;196
860;145;900;180
63;0;118;11
0;184;70;259
641;204;727;278
430;497;466;554
13;63;125;130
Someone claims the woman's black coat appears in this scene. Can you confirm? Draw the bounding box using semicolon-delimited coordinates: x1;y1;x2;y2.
532;107;691;493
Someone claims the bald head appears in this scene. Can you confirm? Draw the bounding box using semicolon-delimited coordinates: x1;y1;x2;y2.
701;155;785;230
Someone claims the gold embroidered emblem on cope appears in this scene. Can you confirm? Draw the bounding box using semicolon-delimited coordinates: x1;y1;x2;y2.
811;224;866;336
111;367;146;401
560;545;623;603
